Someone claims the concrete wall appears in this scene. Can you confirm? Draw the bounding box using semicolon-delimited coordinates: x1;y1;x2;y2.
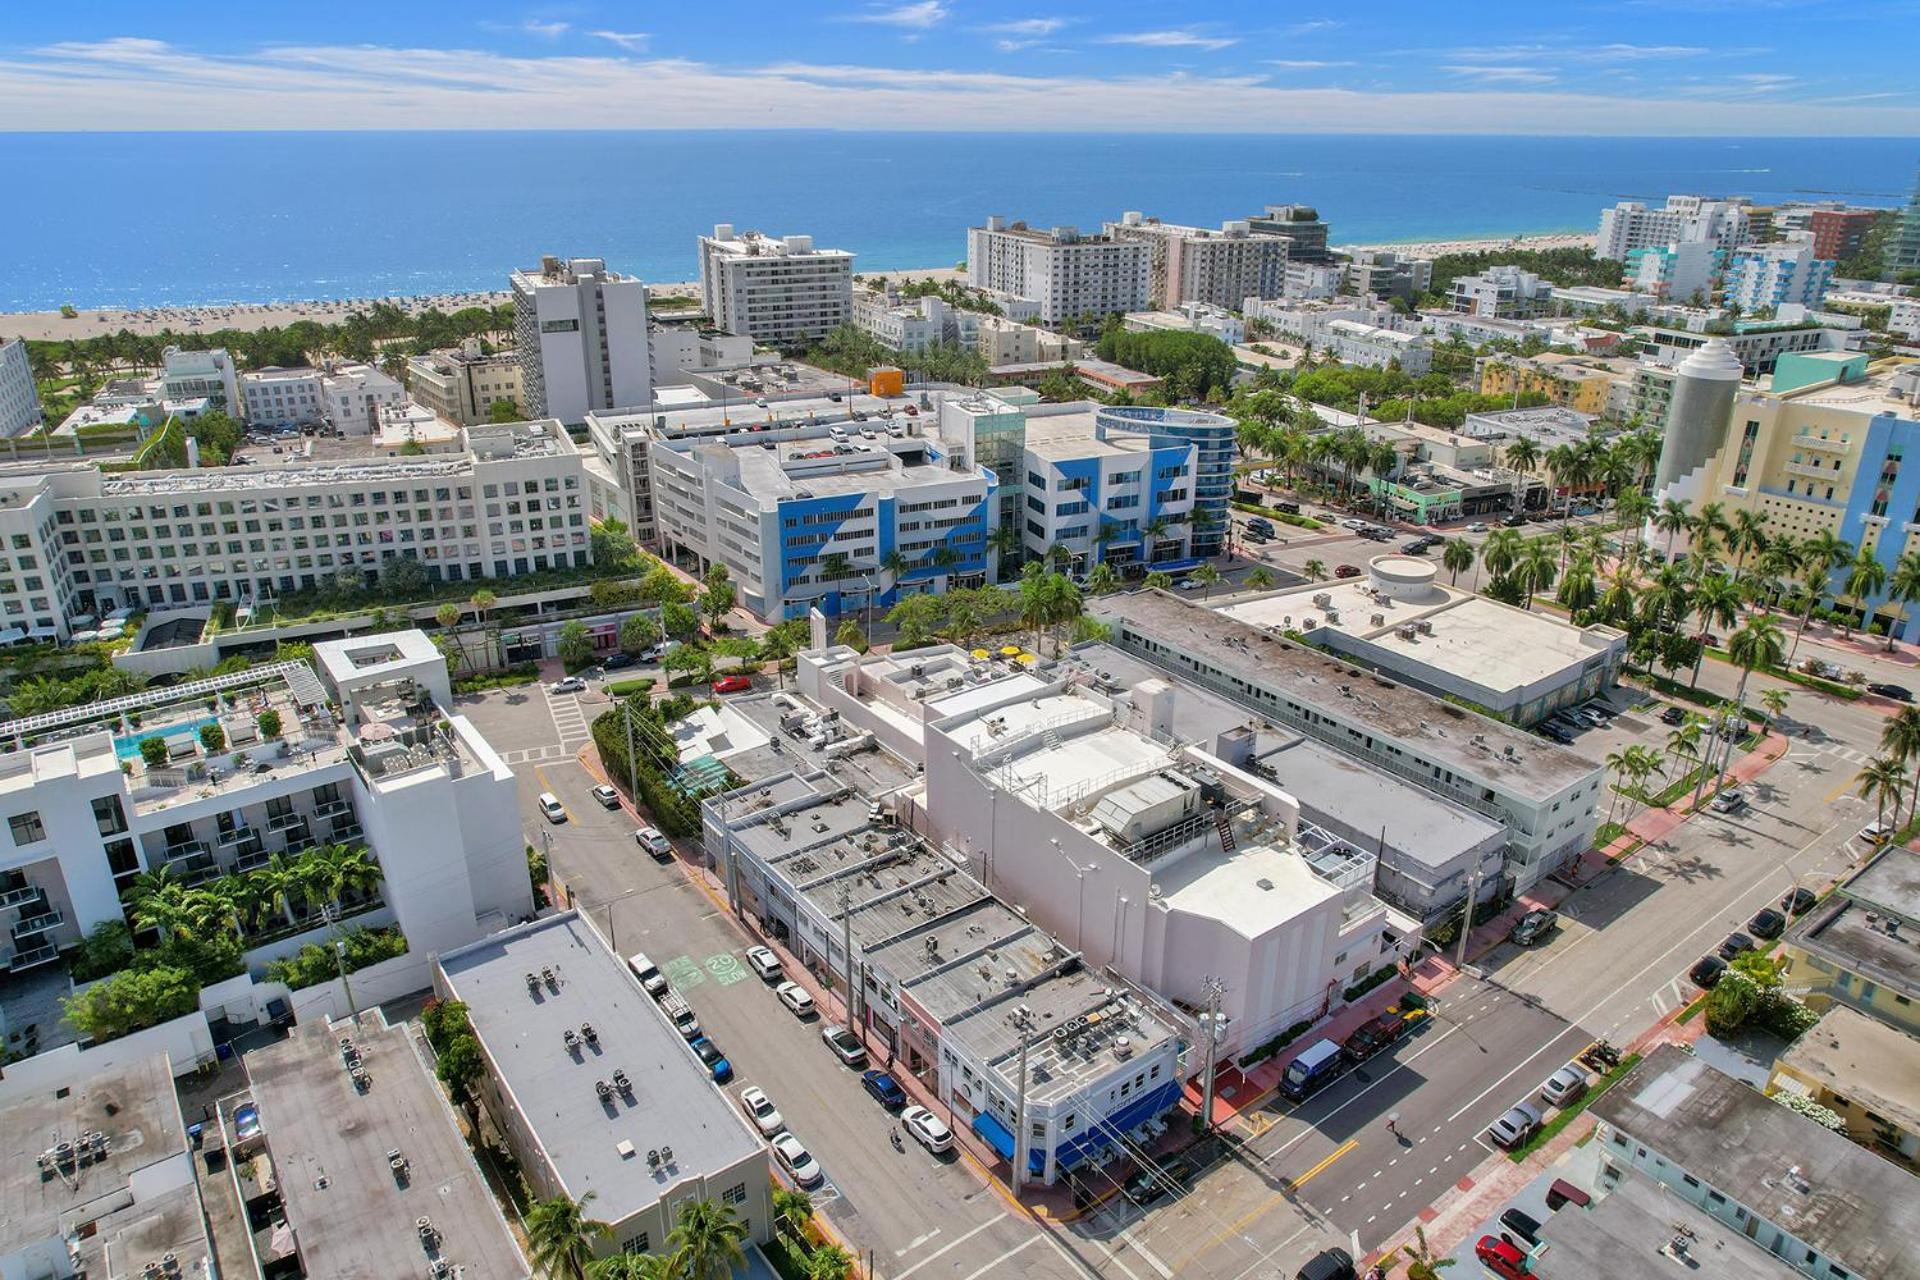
0;1010;215;1106
287;949;434;1023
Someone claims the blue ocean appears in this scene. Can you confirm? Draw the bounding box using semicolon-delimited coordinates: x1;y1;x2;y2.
0;132;1913;311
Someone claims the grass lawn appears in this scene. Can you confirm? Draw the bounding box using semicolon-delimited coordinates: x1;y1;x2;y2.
1507;1052;1643;1162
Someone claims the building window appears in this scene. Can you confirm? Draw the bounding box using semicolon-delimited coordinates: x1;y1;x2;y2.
9;811;46;845
723;1182;747;1206
621;1233;649;1255
92;795;128;837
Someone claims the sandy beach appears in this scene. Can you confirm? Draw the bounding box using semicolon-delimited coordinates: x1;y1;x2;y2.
0;235;1584;344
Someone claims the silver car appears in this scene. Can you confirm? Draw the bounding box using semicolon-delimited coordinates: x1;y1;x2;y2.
1487;1101;1543;1148
1539;1065;1589;1107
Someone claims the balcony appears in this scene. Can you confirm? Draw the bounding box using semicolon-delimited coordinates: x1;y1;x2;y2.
234;846;272;873
313;799;355;822
12;908;63;938
9;943;57;972
1781;460;1838;481
1792;433;1849;453
330;820;364;844
0;882;42;911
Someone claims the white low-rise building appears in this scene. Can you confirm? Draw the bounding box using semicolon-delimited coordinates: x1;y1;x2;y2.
0;339;43;439
241;366;326;428
1891;297;1920;341
1241;301;1428;372
1281;262;1344;301
159;346;241;418
1448;266;1554;319
321;362;407;435
853;289;980;353
0;633;531;980
1122;303;1245;346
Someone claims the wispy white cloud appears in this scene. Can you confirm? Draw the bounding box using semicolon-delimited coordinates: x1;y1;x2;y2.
1098;29;1237;51
4;38;1917;136
1282;21;1342;35
590;31;650;53
513;19;571;39
1266;59;1357;69
1440;64;1557;86
982;17;1067;36
843;2;949;28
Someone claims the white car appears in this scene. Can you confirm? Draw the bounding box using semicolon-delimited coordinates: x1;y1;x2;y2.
1340;517;1368;531
1539;1065;1589;1107
745;946;783;981
777;981;816;1017
900;1105;953;1154
551;676;587;695
1859;820;1893;846
820;1022;867;1066
537;792;567;824
590;784;620;809
1709;788;1747;814
1466;522;1489;534
771;1133;824;1188
634;827;673;859
738;1086;784;1137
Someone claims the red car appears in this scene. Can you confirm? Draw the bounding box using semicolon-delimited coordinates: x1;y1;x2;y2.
1334;564;1361;579
711;675;752;694
1475;1235;1528;1279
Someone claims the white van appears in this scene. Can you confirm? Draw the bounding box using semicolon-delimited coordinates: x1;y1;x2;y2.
627;952;669;998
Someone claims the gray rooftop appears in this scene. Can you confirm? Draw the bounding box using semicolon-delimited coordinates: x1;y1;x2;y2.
0;1053;211;1275
244;1015;532;1280
942;965;1177;1107
437;913;763;1225
1786;846;1920;994
1593;1045;1920;1280
1774;1004;1920;1139
1096;590;1598;801
1533;1174;1800;1280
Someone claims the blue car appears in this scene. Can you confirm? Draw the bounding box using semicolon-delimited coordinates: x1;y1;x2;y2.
861;1069;907;1110
692;1036;733;1083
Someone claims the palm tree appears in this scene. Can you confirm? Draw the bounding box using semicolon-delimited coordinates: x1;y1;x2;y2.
1653;498;1692;559
309;843;382;909
1726;509;1770;586
771;1188;814;1243
1086;561;1122;595
123;866;192;939
880;549;911;593
1301;559;1327;582
1841;545;1888;640
1501;438;1541;513
1615;489;1652;555
1191;564;1222;599
1442;537;1475;587
1480;528;1523;582
1760;687;1790;734
1855;756;1907;845
1688;574;1745;687
1143;570;1175;590
1514;541;1558;609
1692;501;1731;573
1788;530;1852;662
1604;748;1632;825
986;524;1023;579
257;852;308;927
526;1192;613;1280
817;552;852;586
1884;550;1920;652
805;1246;855;1280
1707;615;1784;791
1665;720;1703;803
587;1256;669;1280
1556;557;1598;616
667;1199;748;1280
1880;706;1920;829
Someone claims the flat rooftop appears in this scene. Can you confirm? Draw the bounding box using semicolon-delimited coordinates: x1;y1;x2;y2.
437;914;763;1225
942;964;1177;1108
719;434;968;505
1218;573;1624;698
1534;1174;1800;1280
0;1053;210;1274
1788;846;1920;993
1460;405;1599;446
1258;734;1504;870
1593;1045;1920;1280
1154;838;1337;937
1098;590;1598;799
1768;358;1920;413
603;392;913;441
244;1015;531;1280
1774;1004;1920;1139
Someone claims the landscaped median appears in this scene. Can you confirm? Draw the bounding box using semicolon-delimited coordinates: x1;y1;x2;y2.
1505;1052;1642;1163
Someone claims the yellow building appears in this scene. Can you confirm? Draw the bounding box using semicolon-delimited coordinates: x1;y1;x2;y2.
1768;1005;1920;1170
1778;845;1920;1037
1476;353;1618;417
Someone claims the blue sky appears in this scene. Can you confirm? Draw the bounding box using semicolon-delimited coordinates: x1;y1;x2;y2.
5;0;1920;133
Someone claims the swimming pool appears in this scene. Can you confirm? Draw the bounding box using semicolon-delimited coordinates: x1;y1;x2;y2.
114;714;220;761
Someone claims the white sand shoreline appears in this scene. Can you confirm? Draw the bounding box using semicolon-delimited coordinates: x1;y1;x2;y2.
0;233;1597;344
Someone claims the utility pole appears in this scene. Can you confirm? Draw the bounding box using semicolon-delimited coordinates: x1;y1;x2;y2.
1011;1030;1032;1194
1198;976;1228;1132
839;878;858;1028
623;698;640;803
1456;865;1483;969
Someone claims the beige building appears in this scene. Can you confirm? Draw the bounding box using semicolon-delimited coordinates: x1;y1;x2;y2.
698;224;853;346
1768;1004;1920;1171
977;315;1082;365
408;338;526;425
1105;212;1289;309
1476;353;1623;418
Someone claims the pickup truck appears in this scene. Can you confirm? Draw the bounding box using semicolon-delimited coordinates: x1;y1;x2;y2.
1342;1007;1426;1063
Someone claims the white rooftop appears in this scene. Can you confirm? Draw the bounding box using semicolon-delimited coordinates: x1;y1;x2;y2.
670;703;772;763
1154;840;1338;937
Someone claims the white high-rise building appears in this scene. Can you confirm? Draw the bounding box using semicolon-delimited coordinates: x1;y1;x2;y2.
0;340;43;439
1596;195;1751;261
697;225;854;347
966;217;1152;325
1724;233;1835;313
1104;212;1290;309
510;256;651;425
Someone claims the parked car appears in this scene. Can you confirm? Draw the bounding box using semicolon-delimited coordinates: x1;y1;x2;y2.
626;951;669;998
1539;723;1575;744
741;1090;787;1136
821;1023;867;1067
1486;1102;1542;1149
1660;705;1689;725
777;982;817;1018
771;1133;823;1188
634;827;673;861
1582;702;1615;721
1781;887;1818;917
1545;1177;1592;1211
1176;577;1207;591
551;676;587;694
1569;707;1607;729
745;945;783;981
1748;907;1787;940
603;651;635;670
1399;540;1430;555
537;792;567;824
1475;1236;1528;1280
1709;788;1747;814
1539;1065;1588;1107
1859;820;1893;846
711;675;752;694
590;784;620;809
1499;1208;1543;1248
1465;522;1489;534
1689;955;1728;988
1502;513;1529;527
1870;682;1913;702
861;1069;908;1110
1294;1248;1356;1280
1718;931;1755;959
1123;1157;1195;1206
1510;909;1559;947
690;1036;733;1083
1334;564;1361;579
900;1104;954;1154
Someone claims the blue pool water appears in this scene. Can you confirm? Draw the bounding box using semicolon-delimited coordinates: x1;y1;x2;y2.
115;714;220;761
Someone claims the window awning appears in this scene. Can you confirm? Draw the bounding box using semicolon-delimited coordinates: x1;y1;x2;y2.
970;1110;1016;1160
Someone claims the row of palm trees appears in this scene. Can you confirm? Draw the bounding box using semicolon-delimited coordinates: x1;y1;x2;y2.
1856;706;1920;842
124;843;382;944
525;1188;851;1280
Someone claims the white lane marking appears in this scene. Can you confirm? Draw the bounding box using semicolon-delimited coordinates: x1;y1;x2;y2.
893;1213;1009;1280
895;1228;943;1258
958;1236;1040;1280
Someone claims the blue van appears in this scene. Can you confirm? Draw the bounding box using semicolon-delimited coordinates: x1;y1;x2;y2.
1280;1038;1345;1102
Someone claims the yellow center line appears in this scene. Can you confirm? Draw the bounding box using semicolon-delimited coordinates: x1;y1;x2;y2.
1167;1137;1361;1272
1285;1138;1358;1192
1824;773;1861;806
534;764;573;821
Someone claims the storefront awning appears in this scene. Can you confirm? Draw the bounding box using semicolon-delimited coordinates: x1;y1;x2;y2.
971;1110;1016;1160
